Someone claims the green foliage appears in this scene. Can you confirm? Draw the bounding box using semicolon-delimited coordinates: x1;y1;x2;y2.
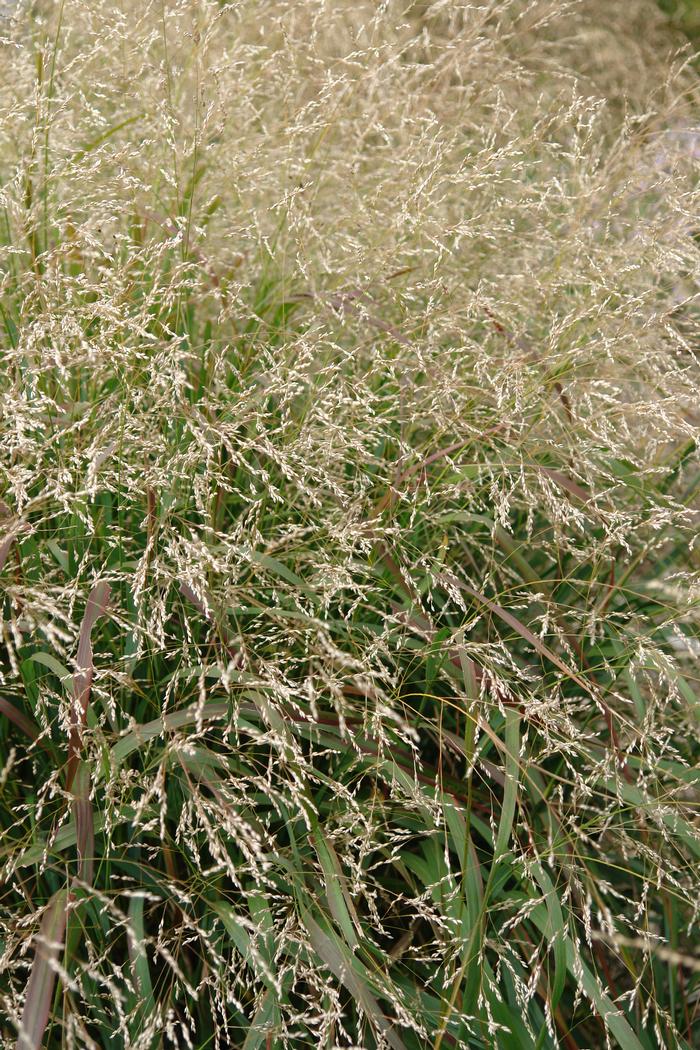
0;2;699;1048
659;0;700;47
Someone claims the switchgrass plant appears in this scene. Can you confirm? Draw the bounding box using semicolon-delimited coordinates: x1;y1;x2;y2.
0;1;699;1047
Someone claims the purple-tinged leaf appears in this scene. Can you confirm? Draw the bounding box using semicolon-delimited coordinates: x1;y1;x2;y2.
67;581;110;790
537;466;592;506
72;760;94;885
15;888;70;1050
0;697;39;741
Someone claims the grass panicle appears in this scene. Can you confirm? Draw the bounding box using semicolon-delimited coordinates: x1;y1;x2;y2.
0;1;699;1048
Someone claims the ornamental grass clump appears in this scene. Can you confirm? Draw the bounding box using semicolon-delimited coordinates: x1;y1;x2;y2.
0;1;699;1048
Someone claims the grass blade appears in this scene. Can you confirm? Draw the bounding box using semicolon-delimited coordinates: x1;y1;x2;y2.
493;707;521;863
15;888;69;1050
66;581;110;790
0;697;39;742
302;910;407;1050
72;759;94;885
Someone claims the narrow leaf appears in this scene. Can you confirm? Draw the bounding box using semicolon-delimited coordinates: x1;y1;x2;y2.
15;888;69;1050
67;581;110;790
72;760;94;885
528;902;645;1050
127;894;155;1031
493;707;521;861
448;576;592;693
0;697;39;741
302;911;407;1050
